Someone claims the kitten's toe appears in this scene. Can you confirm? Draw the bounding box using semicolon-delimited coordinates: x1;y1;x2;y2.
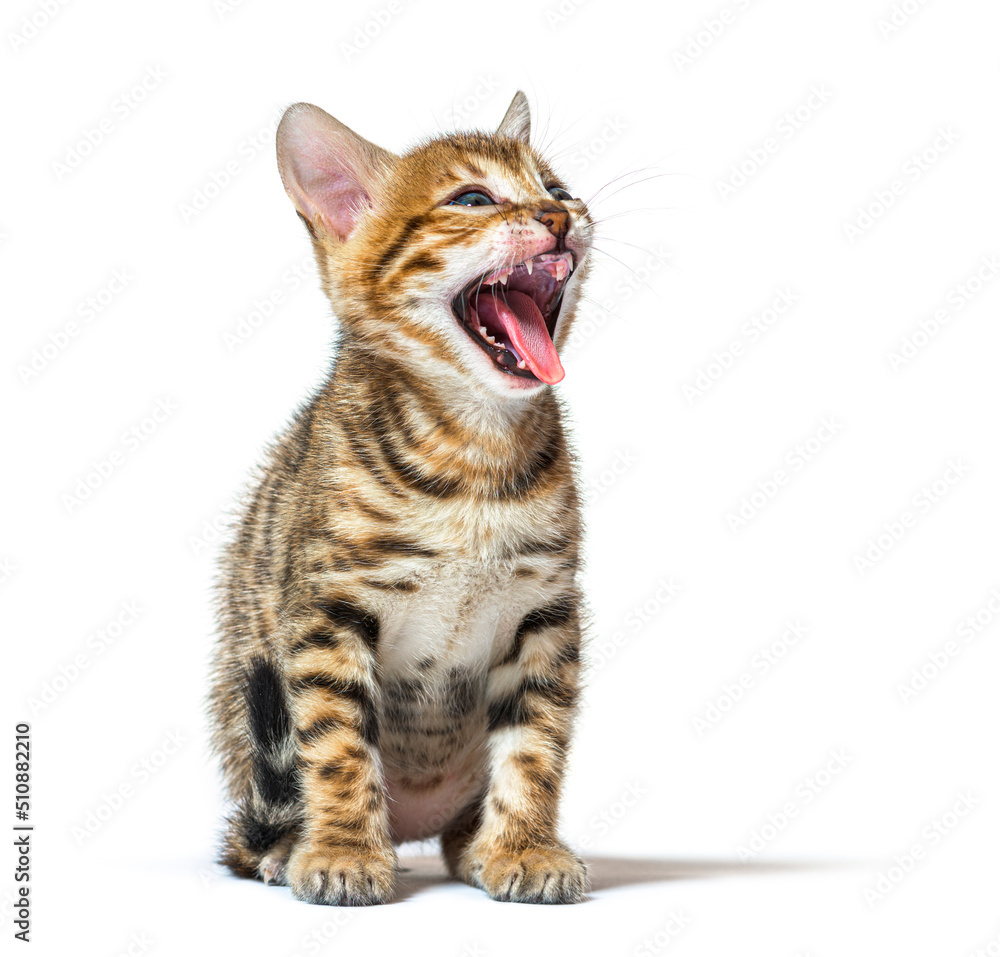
257;832;297;886
467;842;587;904
287;844;395;906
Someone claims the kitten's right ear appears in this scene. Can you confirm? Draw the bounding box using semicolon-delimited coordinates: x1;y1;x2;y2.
276;103;397;242
497;91;531;143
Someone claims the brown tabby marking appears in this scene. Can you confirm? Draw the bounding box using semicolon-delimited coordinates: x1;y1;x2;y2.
208;91;593;905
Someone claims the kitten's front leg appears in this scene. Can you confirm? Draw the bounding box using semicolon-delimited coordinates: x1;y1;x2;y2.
444;597;586;904
283;602;396;906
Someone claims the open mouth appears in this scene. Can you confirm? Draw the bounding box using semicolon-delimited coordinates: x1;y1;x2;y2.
451;250;574;384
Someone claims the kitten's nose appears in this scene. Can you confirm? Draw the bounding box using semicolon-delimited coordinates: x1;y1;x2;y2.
538;209;568;242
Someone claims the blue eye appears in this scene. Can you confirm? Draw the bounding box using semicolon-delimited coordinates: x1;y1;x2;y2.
449;191;495;207
547;185;573;202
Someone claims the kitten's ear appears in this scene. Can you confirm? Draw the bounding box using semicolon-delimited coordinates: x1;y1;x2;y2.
276;103;397;242
497;91;531;143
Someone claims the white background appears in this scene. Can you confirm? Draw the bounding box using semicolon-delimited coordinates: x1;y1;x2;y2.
2;0;998;954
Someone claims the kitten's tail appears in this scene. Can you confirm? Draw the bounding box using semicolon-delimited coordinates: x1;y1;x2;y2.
220;654;302;879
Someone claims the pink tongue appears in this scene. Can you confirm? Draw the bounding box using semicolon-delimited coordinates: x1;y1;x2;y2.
475;290;565;384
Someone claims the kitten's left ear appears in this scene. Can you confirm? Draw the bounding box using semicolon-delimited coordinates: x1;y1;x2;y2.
497;91;531;143
276;103;397;242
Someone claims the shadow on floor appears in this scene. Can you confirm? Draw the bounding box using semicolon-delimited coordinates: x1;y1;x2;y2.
582;855;851;892
393;852;855;901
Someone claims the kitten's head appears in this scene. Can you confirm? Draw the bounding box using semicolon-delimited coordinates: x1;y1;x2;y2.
276;92;592;402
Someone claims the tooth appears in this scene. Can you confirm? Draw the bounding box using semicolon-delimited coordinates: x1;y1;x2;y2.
517;360;527;369
525;260;534;275
499;272;508;285
480;326;488;335
486;335;495;343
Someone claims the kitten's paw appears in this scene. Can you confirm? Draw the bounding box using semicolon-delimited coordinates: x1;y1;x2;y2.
466;842;587;904
287;843;395;906
257;832;297;886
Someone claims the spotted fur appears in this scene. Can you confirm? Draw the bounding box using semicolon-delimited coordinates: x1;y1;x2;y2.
208;91;592;905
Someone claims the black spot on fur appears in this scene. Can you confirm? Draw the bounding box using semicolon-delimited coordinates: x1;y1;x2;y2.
242;817;287;854
446;669;480;719
245;656;292;752
516;595;577;640
487;689;531;731
487;675;578;732
494;596;578;669
318;600;380;650
296;714;341;744
289;673;379;747
242;656;299;807
359;705;380;747
288;629;340;655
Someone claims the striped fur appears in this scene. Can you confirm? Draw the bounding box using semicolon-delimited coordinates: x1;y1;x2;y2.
208;92;592;905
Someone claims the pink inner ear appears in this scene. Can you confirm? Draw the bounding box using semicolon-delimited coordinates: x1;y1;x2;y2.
302;165;370;241
279;109;375;242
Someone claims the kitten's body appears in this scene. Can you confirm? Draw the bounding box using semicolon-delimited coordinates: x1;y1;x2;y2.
209;93;593;905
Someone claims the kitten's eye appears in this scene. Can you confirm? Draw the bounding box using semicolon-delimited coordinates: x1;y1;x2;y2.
547;185;574;202
449;191;495;207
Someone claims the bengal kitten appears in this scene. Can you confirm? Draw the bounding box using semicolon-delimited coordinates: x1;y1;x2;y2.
208;91;594;906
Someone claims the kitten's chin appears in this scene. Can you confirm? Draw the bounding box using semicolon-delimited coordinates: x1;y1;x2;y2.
442;332;552;403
